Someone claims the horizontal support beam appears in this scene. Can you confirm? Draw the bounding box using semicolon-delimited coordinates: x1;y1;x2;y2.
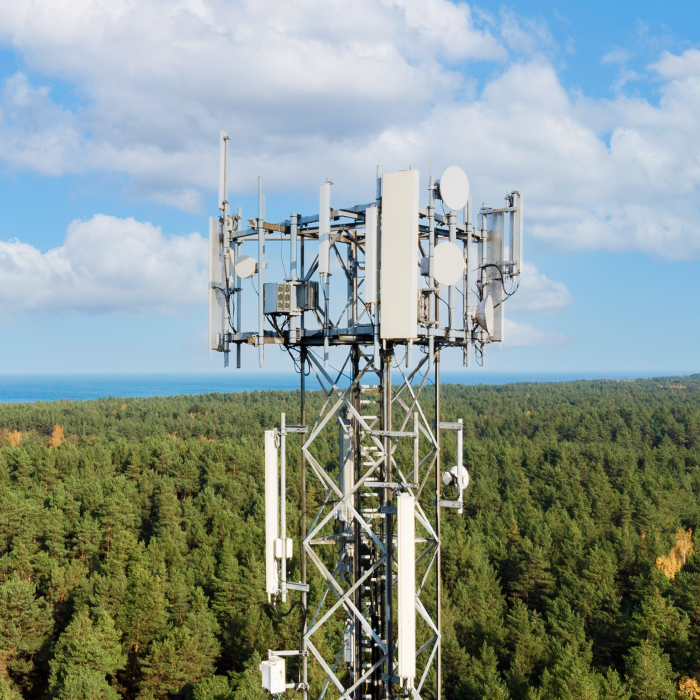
439;422;463;430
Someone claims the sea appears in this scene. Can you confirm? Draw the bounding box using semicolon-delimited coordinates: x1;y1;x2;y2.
0;370;694;404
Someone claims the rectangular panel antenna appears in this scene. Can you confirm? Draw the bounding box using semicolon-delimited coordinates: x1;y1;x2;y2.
208;217;225;351
265;430;279;599
318;181;331;275
364;205;378;305
338;416;353;522
397;493;416;680
486;212;505;343
511;192;523;275
380;169;419;339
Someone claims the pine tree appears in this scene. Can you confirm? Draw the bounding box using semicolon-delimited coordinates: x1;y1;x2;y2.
461;643;510;700
48;608;126;700
230;651;268;700
624;642;676;700
191;675;233;700
0;577;54;686
117;564;169;655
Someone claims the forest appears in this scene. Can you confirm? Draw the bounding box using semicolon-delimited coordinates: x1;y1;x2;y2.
1;374;700;699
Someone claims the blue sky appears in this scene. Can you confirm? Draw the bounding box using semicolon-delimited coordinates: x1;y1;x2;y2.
0;0;698;376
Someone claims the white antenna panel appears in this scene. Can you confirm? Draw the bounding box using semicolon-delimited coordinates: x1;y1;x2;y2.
364;205;378;305
380;169;419;340
433;241;465;286
338;419;353;522
486;212;504;342
511;192;523;275
265;430;279;599
318;181;331;275
208;217;226;351
397;493;416;680
436;165;470;212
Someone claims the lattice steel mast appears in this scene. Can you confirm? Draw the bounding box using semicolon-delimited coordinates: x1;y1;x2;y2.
208;132;523;699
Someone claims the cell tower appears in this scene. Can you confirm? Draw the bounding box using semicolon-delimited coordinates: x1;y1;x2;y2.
209;132;523;699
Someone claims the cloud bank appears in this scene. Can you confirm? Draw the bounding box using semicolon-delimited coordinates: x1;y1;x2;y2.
0;1;697;260
0;215;206;317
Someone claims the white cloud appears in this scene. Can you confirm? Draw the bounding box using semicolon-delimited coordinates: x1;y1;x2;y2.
0;3;698;259
0;215;206;318
506;262;573;316
505;319;571;347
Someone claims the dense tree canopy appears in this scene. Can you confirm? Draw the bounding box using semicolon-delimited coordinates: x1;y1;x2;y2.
0;375;699;698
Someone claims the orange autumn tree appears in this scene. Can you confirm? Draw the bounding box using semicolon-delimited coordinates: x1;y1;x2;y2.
49;425;64;448
656;528;694;580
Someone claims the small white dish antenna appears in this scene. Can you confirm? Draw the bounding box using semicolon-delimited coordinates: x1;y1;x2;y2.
442;465;469;495
475;294;494;335
433;242;465;286
436;165;470;212
234;255;258;279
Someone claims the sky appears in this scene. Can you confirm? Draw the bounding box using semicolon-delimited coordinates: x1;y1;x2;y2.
0;0;699;376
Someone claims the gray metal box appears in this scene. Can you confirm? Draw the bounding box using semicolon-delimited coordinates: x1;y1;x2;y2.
264;283;293;314
296;281;318;311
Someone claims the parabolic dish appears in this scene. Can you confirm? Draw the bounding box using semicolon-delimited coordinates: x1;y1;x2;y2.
234;255;257;279
437;165;470;211
475;294;494;336
433;242;465;286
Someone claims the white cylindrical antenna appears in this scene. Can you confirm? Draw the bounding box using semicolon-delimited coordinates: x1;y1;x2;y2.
397;493;416;682
428;175;435;370
413;412;419;485
290;213;298;281
218;132;229;214
319;180;331;367
265;430;279;600
258;177;265;368
318;181;331;275
236;207;242;369
464;200;471;367
280;414;287;602
290;213;298;343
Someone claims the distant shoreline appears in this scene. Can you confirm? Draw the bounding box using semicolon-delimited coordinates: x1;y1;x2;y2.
0;370;697;404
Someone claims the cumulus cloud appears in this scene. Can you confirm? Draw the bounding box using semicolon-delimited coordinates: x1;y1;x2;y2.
0;215;206;318
505;319;571;347
506;262;573;316
0;1;697;259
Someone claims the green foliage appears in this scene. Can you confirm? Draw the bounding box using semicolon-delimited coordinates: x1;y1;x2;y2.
0;375;700;697
48;608;125;699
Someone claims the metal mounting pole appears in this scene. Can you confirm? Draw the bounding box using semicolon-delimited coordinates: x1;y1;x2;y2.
281;413;287;602
383;347;393;698
435;354;442;700
258;178;265;368
448;210;457;342
428;177;435;369
291;213;298;343
236;207;242;369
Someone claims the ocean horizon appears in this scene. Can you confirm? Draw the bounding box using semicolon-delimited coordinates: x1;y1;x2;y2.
0;369;695;404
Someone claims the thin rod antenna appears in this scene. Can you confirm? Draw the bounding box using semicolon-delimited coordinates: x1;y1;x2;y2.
258;177;265;368
428;127;432;182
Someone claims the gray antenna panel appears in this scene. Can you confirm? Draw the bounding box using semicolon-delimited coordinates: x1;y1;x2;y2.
486;211;505;342
208;216;226;351
511;192;523;275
